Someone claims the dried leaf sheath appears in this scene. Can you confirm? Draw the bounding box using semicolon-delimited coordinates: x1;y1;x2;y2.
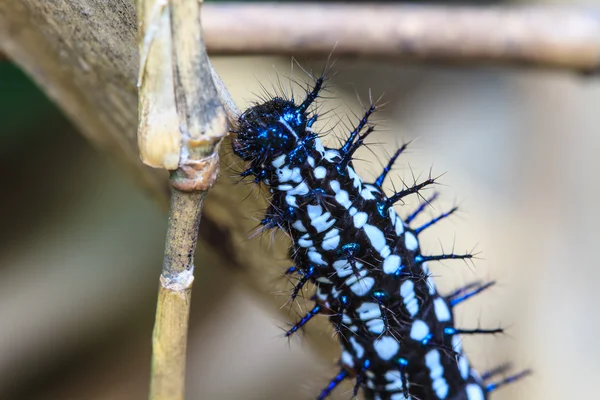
138;0;181;170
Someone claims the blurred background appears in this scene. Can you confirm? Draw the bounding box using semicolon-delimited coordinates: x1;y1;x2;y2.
1;1;599;399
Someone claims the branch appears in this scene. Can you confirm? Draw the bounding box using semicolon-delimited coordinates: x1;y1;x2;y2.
202;3;600;73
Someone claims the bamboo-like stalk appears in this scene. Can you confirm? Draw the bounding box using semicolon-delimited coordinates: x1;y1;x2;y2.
137;0;228;398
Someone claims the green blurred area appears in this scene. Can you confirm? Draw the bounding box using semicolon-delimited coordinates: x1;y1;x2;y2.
0;63;67;152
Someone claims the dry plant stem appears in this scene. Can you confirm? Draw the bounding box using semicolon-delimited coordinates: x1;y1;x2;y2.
139;0;228;398
151;188;205;400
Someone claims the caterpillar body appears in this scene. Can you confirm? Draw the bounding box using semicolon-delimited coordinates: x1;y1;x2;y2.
232;72;528;400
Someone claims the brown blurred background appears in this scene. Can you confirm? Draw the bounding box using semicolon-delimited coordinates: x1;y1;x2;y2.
1;3;599;400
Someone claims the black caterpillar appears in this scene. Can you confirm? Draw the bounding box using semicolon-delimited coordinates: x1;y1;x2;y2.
232;70;529;400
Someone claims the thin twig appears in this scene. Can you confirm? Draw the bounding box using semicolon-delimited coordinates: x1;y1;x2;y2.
202;3;600;73
150;188;205;400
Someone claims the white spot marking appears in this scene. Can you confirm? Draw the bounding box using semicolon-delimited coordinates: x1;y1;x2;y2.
434;298;451;322
298;234;313;248
292;220;307;232
329;180;340;193
364;224;386;252
307;204;323;220
314;166;327;180
307;156;315;167
350;276;375;296
383;255;401;274
426;350;449;399
466;384;485;400
324;150;340;162
422;262;436;295
388;207;397;225
344;269;368;286
278;184;293;191
380;246;392;259
335;190;352;209
311;211;335;233
373;336;400;361
332;259;352;277
404;231;419;251
314;138;325;156
332;259;362;278
278;116;299;139
353;212;368;228
459;356;470;379
341;351;354;368
315;287;328;301
291;168;302;182
433;379;449;399
287;182;309;196
400;280;419;317
272;155;286;168
349;337;365;358
276;165;294;182
361;185;378;200
285;195;297;207
366;318;385;334
356;302;381;321
347;166;362;189
385;370;403;391
322;233;340;251
391;393;410;400
349;207;358;216
308;250;327;266
395;219;405;235
342;313;352;324
410;320;430;341
277;166;302;183
317;277;333;284
331;286;341;298
324;228;339;240
452;335;463;353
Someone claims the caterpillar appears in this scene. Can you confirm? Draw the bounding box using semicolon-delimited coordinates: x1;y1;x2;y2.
231;68;529;400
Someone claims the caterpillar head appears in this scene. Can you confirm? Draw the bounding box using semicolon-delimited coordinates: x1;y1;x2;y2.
233;97;309;164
